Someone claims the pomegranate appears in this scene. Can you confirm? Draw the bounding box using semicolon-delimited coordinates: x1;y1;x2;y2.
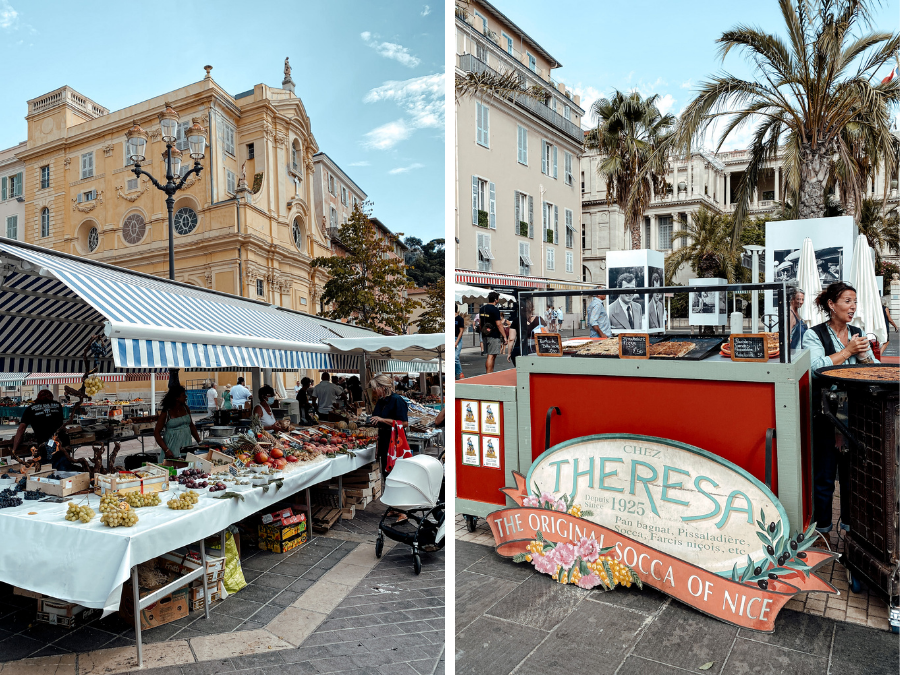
286;455;299;463
274;458;288;470
270;448;284;459
254;450;269;464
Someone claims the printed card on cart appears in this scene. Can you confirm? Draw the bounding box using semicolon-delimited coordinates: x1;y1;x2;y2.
461;434;480;466
461;400;479;433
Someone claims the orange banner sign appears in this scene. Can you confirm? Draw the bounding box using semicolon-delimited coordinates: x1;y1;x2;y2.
488;472;839;633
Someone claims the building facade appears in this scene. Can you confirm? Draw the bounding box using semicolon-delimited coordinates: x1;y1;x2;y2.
0;142;27;243
455;0;587;317
14;66;336;313
582;143;900;285
312;152;367;241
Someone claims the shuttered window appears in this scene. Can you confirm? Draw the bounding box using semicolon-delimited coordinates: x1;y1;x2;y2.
81;152;94;179
476;102;490;148
517;125;527;165
6;215;17;240
565;209;575;248
566;251;574;273
519;242;532;276
546;247;554;271
565;152;573;185
477;232;493;272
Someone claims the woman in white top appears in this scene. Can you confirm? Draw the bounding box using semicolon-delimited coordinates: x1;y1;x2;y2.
252;384;279;430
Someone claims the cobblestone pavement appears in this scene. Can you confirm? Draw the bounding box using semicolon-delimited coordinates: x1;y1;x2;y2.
455;536;898;675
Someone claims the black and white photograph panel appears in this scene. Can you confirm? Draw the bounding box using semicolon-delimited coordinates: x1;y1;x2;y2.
608;266;645;331
773;246;844;287
647;266;665;330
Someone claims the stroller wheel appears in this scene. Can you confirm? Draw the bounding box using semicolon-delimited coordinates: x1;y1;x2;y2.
413;553;422;575
465;515;478;533
375;535;384;559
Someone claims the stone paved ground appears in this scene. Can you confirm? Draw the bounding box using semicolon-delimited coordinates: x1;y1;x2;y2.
455;537;898;675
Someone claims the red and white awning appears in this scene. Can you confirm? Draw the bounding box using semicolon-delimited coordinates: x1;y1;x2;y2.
24;373;127;386
455;269;546;289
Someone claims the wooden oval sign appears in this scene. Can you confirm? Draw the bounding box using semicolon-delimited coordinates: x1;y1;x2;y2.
526;434;788;575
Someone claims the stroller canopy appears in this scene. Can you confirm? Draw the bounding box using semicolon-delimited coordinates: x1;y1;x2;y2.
381;455;444;510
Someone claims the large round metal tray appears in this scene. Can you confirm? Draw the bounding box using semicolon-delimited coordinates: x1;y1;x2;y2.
815;363;899;391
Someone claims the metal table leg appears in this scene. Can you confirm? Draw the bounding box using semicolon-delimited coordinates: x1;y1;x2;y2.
131;565;143;667
200;540;210;620
304;487;313;529
338;475;343;515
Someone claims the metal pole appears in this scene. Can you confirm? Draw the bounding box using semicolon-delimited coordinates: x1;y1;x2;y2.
150;375;156;416
751;250;760;333
200;539;210;620
131;565;143;667
166;145;175;280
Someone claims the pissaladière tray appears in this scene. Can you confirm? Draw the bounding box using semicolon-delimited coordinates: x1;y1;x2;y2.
649;336;725;360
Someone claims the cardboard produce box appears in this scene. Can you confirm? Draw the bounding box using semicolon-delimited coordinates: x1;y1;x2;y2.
258;516;307;543
260;529;308;554
158;551;226;585
188;580;224;611
119;583;189;631
27;470;90;497
36;599;99;628
95;464;169;496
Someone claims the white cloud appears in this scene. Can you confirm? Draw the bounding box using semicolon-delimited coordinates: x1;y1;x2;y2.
388;163;425;175
681;79;693;89
363;120;412;150
363;72;445;143
421;5;430;16
348;161;370;167
0;1;19;30
656;93;676;116
360;32;420;68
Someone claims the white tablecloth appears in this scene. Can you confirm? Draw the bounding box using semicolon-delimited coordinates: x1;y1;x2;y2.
0;445;375;611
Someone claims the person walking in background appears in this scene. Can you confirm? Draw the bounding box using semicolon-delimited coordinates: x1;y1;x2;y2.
455;306;466;380
479;292;508;374
368;374;409;522
153;385;201;462
294;379;302;394
883;293;898;334
222;384;233;410
230;377;251;410
206;384;218;417
311;372;344;421
587;289;611;338
788;287;808;349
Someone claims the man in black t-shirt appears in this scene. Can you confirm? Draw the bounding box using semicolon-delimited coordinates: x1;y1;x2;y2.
12;390;65;464
455;307;466;380
479;292;508;374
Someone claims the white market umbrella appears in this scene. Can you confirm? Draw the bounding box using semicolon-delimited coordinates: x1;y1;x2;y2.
796;237;826;326
454;284;514;305
275;374;288;400
849;234;887;344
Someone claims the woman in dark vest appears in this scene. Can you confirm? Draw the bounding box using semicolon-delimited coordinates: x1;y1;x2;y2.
801;282;878;544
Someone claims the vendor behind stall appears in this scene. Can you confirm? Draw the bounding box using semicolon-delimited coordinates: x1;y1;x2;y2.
801;282;878;542
253;385;279;431
312;372;344;421
11;389;64;464
153;385;201;462
369;374;409;522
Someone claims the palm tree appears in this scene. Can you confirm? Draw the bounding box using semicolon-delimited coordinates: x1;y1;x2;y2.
677;0;899;239
855;196;900;267
664;207;742;283
586;91;674;250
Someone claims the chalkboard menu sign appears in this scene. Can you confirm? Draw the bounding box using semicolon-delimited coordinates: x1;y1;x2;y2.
619;333;649;359
729;334;768;362
535;333;562;357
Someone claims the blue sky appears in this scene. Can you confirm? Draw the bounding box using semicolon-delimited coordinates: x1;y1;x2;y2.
494;0;898;150
0;0;444;243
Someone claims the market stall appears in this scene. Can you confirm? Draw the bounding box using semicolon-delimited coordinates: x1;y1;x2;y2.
0;238;388;663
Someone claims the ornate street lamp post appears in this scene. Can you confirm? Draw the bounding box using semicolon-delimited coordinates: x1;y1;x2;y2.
125;105;207;280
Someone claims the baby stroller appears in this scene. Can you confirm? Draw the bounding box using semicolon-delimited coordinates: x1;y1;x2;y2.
376;454;445;574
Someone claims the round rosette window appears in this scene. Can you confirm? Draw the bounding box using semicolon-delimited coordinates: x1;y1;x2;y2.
88;227;99;252
174;207;198;235
122;213;146;245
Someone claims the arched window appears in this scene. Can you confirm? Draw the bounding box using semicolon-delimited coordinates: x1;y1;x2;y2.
292;217;306;252
174;207;198;235
40;208;50;238
122;213;146;245
291;140;301;173
88;227;99;252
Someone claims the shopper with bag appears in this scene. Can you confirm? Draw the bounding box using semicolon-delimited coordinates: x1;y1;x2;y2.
369;374;410;522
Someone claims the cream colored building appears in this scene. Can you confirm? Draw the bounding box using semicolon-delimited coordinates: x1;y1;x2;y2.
313;152;366;242
455;0;586;317
15;66;332;313
582;142;900;284
0;142;27;243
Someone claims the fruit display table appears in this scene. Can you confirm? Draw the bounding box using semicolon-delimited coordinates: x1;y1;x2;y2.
0;444;375;612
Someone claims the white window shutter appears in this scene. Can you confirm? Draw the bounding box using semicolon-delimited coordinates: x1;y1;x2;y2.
475;103;482;144
514;191;520;232
554;205;559;242
541;141;547;174
552;145;558;179
484;106;489;147
528;195;534;238
488;182;496;229
472;176;478;224
542;202;547;240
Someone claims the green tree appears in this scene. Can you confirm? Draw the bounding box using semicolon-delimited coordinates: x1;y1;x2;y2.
586;91;675;250
404;237;446;288
312;202;419;335
665;206;742;282
855;196;899;268
414;278;445;334
677;0;899;234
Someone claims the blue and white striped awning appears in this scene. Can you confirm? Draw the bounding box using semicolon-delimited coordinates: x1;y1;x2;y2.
371;359;443;373
0;240;371;372
0;373;28;388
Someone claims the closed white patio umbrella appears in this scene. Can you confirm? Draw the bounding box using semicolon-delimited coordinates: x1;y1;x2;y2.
849;234;887;344
796;237;826;326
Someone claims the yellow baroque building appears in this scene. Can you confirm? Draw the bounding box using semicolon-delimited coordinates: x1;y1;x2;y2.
17;65;332;312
